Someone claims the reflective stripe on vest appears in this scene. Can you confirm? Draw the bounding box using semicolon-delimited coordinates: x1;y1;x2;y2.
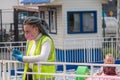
22;35;56;80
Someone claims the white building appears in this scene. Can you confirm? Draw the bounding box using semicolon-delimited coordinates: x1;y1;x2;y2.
20;0;109;64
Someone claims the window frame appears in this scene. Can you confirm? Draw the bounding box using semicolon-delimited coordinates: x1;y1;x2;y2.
40;11;45;19
67;11;97;34
48;8;57;34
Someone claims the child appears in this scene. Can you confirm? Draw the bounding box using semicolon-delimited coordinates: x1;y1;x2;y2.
94;54;117;76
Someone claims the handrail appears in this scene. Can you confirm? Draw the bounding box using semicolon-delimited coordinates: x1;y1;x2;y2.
1;60;120;80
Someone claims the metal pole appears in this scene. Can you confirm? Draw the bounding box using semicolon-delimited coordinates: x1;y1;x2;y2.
117;0;119;38
102;5;107;49
117;0;119;20
117;0;120;38
102;8;106;37
0;9;2;42
14;8;19;41
117;0;120;24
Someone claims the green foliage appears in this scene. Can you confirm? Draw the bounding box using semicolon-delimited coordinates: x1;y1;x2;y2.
102;48;118;58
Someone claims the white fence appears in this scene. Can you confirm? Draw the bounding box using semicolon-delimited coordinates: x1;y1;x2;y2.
0;37;120;80
0;60;120;80
0;41;26;60
0;37;120;62
57;37;120;63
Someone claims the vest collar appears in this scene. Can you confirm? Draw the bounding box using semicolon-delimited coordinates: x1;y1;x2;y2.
35;33;42;41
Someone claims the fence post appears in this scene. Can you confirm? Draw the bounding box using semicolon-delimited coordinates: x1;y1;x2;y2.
63;64;66;80
0;60;2;80
2;60;6;80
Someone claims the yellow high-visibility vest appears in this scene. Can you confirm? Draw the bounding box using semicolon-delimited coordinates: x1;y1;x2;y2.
22;35;56;80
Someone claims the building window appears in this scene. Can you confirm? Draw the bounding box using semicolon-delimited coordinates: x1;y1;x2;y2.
40;11;45;19
48;8;57;34
67;11;97;34
18;12;28;24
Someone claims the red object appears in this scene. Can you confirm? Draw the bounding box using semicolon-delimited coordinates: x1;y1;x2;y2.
103;66;116;75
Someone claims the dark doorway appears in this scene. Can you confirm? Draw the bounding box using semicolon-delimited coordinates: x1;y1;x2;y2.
14;6;38;41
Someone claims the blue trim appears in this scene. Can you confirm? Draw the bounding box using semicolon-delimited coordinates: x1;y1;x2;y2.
94;11;97;33
67;11;97;34
21;0;50;4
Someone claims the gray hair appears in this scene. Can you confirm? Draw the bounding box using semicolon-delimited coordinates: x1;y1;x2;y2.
23;16;49;36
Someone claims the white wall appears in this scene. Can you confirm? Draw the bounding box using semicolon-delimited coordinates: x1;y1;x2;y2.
62;0;102;38
0;0;19;9
50;0;103;49
0;0;19;31
0;0;19;23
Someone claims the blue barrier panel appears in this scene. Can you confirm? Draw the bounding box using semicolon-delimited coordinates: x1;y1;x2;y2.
56;48;103;71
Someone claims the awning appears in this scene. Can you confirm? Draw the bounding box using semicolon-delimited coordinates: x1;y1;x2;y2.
21;0;50;4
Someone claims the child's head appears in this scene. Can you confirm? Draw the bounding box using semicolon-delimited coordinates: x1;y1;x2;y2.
104;54;115;64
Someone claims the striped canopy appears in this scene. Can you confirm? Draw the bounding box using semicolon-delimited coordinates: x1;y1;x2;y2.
21;0;50;4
